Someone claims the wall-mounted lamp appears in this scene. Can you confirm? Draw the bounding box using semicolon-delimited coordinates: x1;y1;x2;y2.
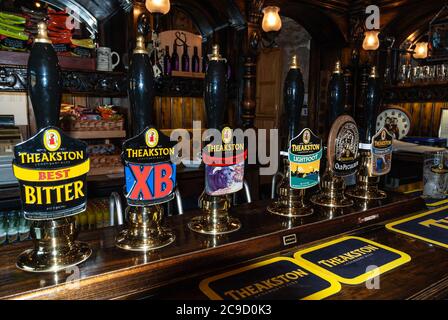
262;6;282;32
362;30;380;51
145;0;170;15
144;0;170;34
259;6;282;48
413;42;428;59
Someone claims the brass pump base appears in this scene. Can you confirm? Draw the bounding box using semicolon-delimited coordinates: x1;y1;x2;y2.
310;170;354;208
16;217;91;273
346;150;387;200
116;205;175;251
268;183;313;217
188;194;241;235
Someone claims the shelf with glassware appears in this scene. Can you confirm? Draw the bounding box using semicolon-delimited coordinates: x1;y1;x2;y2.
384;61;448;102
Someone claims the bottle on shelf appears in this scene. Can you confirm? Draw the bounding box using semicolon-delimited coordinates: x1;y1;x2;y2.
181;44;190;72
163;45;171;76
192;46;200;73
171;43;180;72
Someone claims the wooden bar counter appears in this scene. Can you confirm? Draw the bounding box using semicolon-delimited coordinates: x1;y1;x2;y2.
0;192;443;300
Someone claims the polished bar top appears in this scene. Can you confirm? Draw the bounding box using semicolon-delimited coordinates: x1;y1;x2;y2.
0;192;424;299
150;224;448;300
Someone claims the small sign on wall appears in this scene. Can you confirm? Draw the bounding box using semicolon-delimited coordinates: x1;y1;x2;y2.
159;30;203;72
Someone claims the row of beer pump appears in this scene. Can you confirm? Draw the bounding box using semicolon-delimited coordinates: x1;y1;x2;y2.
269;57;391;219
11;22;393;273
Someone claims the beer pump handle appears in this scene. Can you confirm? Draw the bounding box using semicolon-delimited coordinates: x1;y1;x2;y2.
128;35;155;136
284;55;304;142
362;66;381;144
328;61;346;124
204;44;227;129
27;22;62;131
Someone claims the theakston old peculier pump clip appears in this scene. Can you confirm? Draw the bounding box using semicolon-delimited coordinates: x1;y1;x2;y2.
268;55;320;217
310;61;358;209
346;66;390;201
14;22;91;272
188;44;244;235
115;34;176;251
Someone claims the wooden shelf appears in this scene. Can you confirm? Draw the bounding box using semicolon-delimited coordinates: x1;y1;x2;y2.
171;70;205;79
65;130;126;139
0;51;95;71
88;166;123;176
384;81;448;102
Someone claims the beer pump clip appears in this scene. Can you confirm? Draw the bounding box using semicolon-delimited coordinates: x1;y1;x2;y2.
346;66;389;200
14;22;91;272
188;45;246;235
310;61;359;209
268;55;321;217
115;35;176;251
310;115;359;208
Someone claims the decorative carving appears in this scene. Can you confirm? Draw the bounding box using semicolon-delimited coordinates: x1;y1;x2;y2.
0;66;26;91
348;15;365;47
0;65;127;95
0;64;205;97
247;0;264;24
61;71;127;94
155;75;204;97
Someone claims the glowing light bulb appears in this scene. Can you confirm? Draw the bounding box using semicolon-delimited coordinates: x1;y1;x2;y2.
262;6;282;32
362;30;380;51
145;0;170;15
413;42;428;59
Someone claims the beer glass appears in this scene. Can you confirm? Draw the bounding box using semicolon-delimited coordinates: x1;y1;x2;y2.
0;213;6;245
18;211;30;241
7;211;18;243
423;151;448;199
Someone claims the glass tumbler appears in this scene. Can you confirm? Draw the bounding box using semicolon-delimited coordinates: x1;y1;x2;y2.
423;151;448;199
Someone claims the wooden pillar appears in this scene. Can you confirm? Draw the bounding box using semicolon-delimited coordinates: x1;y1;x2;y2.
241;55;257;128
240;1;264;129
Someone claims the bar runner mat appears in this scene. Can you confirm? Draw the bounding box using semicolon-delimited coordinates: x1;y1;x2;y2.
386;205;448;249
199;257;341;300
293;236;411;285
403;189;448;207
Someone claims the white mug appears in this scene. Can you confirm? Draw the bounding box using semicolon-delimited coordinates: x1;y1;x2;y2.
96;47;120;71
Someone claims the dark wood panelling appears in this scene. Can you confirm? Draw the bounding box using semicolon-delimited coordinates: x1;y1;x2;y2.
154;96;205;129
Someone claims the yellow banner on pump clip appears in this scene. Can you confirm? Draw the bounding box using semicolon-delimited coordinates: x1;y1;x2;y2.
13;159;90;182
